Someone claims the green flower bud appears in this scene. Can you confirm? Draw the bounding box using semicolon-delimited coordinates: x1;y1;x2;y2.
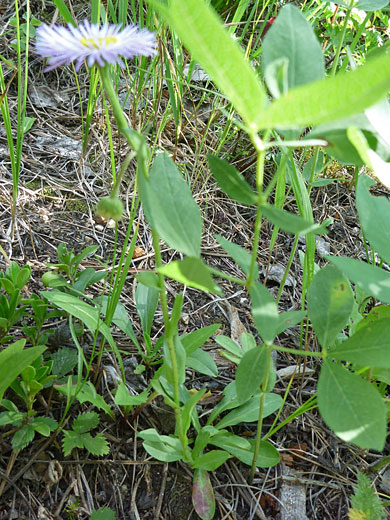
96;196;124;221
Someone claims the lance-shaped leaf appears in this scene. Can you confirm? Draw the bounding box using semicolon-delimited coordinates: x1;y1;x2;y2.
258;53;390;130
158;257;222;295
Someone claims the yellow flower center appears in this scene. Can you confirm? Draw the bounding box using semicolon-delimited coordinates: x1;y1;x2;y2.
80;36;118;49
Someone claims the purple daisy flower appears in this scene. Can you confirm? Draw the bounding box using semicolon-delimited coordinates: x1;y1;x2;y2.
35;19;157;72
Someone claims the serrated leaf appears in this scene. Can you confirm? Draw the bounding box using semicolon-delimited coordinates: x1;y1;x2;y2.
318;361;386;451
114;382;149;406
55;381;113;418
13;424;35;451
72;412;99;434
62;430;84;456
82;433;109;456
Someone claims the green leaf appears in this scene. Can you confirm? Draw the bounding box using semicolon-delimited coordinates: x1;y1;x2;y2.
55;381;113;418
210;432;280;467
12;424;35;451
193;450;230;471
357;175;390;264
325;256;390;303
138;428;183;462
51;347;78;377
216;392;283;429
114;382;149;406
261;205;330;235
135;271;160;290
90;508;116;520
72;412;99;434
235;345;268;403
215;234;258;278
329;318;390;367
82;433;109;456
349;471;386;520
192;469;215;520
262;4;325;91
318;361;386;451
158;257;222;295
136;281;159;336
357;0;389;9
165;0;266;130
250;282;279;343
257;53;390;130
62;429;84;456
181;324;221;356
274;310;306;336
307;265;354;348
31;416;57;436
187;349;218;377
207;155;257;205
0;340;46;403
42;291;124;376
139;153;202;257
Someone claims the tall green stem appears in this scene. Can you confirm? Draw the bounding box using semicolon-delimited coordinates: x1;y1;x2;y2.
330;4;353;76
151;230;192;463
249;345;272;484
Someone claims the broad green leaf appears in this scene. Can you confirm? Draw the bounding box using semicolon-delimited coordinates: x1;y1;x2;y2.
139;153;202;257
13;424;35;451
235;345;268;403
274;310;306;337
257;53;390;130
261;205;330;236
318;361;386;451
357;0;389;9
0;340;46;403
356;175;390;264
114;382;149;406
72;412;99;434
307;265;354;347
207;155;257;205
192;469;215;520
215;335;243;363
329;318;390;367
90;508;116;520
325;256;390;303
82;433;109;456
51;347;78;377
193;450;230;471
55;381;113;418
262;5;325;91
215;234;258;278
136;281;159;336
216;392;282;429
210;432;280;467
42;291;124;375
187;349;218;377
250;282;279;343
136;271;160;290
158;257;222;295
166;0;266;130
181;324;221;356
138;428;183;462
